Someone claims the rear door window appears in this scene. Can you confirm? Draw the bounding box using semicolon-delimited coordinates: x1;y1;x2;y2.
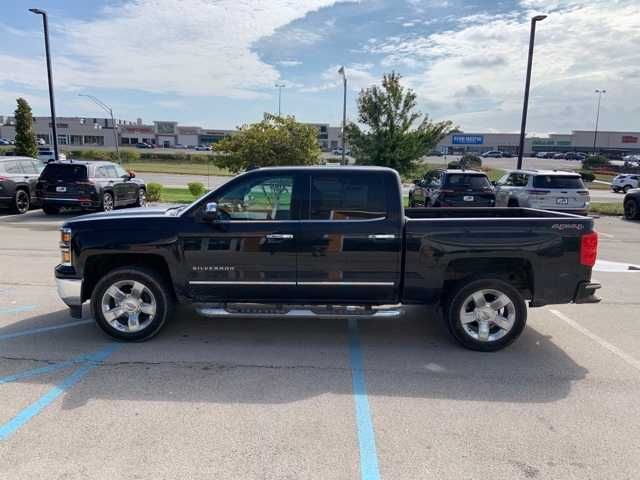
444;174;491;189
533;175;585;189
4;161;23;174
40;164;88;181
309;173;386;220
20;160;38;174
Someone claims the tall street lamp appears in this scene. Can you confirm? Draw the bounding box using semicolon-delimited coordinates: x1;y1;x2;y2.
79;94;120;163
516;14;547;170
275;83;285;116
338;66;347;166
593;89;606;154
29;8;59;161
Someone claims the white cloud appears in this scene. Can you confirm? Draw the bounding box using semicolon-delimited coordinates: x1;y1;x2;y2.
0;0;356;100
367;0;640;132
300;63;378;93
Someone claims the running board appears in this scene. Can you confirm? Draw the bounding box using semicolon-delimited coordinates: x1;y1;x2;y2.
194;303;401;320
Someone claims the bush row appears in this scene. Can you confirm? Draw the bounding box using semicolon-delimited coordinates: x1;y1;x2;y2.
64;149;216;164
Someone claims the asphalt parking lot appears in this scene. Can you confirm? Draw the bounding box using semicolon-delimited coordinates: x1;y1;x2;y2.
1;209;639;479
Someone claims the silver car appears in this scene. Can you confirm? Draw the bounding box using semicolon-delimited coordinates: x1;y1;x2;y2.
495;169;590;215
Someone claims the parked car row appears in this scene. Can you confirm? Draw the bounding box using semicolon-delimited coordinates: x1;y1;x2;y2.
0;156;146;215
480;150;514;158
534;151;587;160
409;169;590;215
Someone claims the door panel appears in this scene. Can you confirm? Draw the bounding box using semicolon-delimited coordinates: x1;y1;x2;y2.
296;172;401;303
182;173;300;302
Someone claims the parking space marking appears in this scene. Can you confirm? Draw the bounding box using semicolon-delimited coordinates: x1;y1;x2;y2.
0;343;119;441
598;232;614;239
0;305;36;315
348;319;381;480
0;320;93;340
549;309;640;372
0;351;98;385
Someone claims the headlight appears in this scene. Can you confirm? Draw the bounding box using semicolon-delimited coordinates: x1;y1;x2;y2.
60;227;72;266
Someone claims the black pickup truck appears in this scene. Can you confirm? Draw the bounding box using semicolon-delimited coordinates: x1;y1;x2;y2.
55;166;600;351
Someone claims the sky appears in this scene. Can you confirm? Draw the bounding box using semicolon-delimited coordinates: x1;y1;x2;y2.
1;0;639;134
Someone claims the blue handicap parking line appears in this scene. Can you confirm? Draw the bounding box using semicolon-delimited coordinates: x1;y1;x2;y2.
348;319;381;480
0;343;119;441
0;320;93;341
0;351;99;385
0;305;36;315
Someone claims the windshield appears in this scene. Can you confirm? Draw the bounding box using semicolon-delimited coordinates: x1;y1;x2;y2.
533;175;585;189
40;164;88;181
444;174;491;189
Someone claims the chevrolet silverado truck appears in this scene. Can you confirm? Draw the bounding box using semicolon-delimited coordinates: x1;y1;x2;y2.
55;166;601;351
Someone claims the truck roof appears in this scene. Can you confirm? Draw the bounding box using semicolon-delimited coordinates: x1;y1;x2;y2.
246;165;399;173
513;169;580;176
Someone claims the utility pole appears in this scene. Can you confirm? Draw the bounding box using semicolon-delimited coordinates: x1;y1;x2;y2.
79;94;120;163
338;66;347;166
275;84;285;116
593;89;606;154
29;8;59;160
516;15;547;170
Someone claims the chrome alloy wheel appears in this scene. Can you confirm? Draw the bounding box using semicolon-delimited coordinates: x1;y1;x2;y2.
103;193;114;212
459;288;516;342
100;280;156;333
15;190;29;214
138;189;146;207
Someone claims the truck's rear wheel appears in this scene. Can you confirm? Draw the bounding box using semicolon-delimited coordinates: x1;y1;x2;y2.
91;267;173;341
445;277;527;351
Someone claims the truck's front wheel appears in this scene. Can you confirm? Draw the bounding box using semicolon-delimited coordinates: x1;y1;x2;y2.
91;267;173;341
445;278;527;351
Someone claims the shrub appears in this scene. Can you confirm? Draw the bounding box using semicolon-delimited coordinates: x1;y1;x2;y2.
146;183;163;202
188;182;205;198
582;155;608;169
579;170;595;182
116;149;141;163
459;153;482;169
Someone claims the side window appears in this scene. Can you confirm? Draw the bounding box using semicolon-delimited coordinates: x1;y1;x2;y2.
507;173;528;187
95;167;105;178
115;165;128;177
105;166;119;178
309;173;386;221
20;160;37;174
5;161;22;174
496;173;509;185
217;175;293;221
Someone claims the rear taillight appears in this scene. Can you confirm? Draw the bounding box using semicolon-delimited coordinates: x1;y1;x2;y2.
577;190;589;196
580;232;598;267
0;176;8;181
439;189;455;194
77;180;95;186
526;189;551;195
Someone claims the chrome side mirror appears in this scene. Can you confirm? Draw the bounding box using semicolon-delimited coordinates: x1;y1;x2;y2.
204;202;218;221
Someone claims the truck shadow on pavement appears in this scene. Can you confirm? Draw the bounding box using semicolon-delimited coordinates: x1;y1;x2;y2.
0;305;587;410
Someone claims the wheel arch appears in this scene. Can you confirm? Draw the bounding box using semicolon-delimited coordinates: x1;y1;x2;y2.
81;253;176;303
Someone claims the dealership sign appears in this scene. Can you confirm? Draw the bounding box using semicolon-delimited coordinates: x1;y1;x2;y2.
622;135;638;144
452;135;484;145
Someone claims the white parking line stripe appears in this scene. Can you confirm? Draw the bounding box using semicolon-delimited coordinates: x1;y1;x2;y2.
549;309;640;372
598;232;614;238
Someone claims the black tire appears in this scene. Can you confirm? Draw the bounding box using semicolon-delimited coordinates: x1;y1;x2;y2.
102;191;114;212
42;204;60;215
507;198;519;207
612;188;620;193
444;277;527;352
11;189;30;214
623;185;632;194
135;188;146;207
624;198;640;220
91;266;173;341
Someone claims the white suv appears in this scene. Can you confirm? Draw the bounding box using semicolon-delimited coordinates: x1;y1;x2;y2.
495;169;590;215
612;174;640;193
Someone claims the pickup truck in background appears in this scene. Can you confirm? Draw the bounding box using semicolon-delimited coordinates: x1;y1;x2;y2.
55;166;600;351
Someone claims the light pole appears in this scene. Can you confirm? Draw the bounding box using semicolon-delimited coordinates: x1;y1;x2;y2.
275;83;285;116
516;14;547;170
338;66;347;166
79;94;120;163
593;89;606;154
29;8;59;161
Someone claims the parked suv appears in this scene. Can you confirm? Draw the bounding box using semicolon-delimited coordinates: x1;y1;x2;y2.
481;150;503;158
495;170;589;214
36;161;146;214
409;169;496;207
0;156;44;214
612;174;640;193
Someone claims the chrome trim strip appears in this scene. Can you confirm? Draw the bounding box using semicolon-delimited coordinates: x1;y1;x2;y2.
297;281;395;286
190;281;296;285
196;307;401;319
42;197;82;202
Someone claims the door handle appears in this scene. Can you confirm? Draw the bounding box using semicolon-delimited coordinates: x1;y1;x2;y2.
265;233;294;241
368;234;397;240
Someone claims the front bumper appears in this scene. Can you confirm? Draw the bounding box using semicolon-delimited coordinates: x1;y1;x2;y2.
56;277;83;307
574;281;602;304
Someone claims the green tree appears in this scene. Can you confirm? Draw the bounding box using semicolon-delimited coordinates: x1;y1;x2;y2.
213;114;321;173
14;97;38;158
345;72;454;175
